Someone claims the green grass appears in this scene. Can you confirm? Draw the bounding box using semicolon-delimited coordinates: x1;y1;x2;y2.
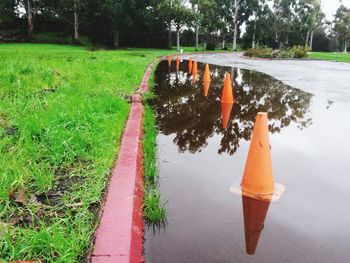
142;105;166;223
0;43;175;262
309;52;350;62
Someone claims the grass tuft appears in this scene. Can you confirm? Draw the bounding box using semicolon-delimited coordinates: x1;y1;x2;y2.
142;105;166;223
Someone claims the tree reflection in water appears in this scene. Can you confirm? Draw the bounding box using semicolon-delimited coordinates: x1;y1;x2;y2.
150;60;313;155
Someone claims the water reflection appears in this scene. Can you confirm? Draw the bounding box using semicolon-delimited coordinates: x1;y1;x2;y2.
221;102;234;129
242;196;271;255
150;60;313;155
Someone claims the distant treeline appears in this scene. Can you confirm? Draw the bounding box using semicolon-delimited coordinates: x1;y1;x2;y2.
0;0;349;52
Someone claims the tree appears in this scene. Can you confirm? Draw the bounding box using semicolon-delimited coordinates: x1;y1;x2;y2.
155;0;175;49
333;4;350;52
295;0;323;50
43;0;82;42
246;0;268;48
0;0;16;28
15;0;44;38
232;0;239;50
273;0;297;47
171;0;193;51
104;0;134;48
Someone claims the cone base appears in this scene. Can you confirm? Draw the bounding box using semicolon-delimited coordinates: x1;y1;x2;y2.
230;183;285;202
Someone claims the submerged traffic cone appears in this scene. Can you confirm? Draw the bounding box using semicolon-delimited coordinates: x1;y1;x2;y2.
176;56;180;71
242;195;271;255
203;64;211;83
168;56;172;67
188;58;193;74
221;102;233;129
192;61;198;83
241;112;274;196
221;72;234;103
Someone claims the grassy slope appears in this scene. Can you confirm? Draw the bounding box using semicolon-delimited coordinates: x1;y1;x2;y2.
0;44;173;262
309;52;350;62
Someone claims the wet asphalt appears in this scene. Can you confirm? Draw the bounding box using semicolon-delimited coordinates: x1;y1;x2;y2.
182;52;350;103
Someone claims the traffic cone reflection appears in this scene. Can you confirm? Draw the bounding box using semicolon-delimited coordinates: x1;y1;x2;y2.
204;82;210;97
221;72;234;103
192;61;198;83
176;56;180;71
188;58;193;74
221;102;233;129
168;56;172;67
241;112;274;197
203;64;211;96
242;195;271;255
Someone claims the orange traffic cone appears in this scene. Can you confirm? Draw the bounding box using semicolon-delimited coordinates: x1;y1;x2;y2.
221;72;234;103
203;64;211;83
168;56;172;67
176;56;180;71
192;61;198;84
203;82;210;97
241;112;274;196
242;195;271;255
221;102;233;129
188;58;193;74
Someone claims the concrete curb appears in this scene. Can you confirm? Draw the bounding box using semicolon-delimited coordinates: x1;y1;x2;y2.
90;63;154;263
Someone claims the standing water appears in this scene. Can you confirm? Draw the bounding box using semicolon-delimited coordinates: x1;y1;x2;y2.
144;60;350;263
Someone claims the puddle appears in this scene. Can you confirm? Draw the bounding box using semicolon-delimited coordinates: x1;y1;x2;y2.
144;60;350;263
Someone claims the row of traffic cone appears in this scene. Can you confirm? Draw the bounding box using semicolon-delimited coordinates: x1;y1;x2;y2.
167;56;283;256
168;56;277;198
195;59;277;255
168;56;199;83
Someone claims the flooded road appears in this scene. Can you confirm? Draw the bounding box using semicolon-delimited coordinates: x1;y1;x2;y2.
144;60;350;263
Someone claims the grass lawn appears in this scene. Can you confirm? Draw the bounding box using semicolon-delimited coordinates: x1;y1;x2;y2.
309;52;350;62
0;43;174;262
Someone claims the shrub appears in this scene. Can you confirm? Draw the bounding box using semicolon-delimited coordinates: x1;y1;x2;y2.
279;48;294;58
290;45;310;58
206;42;216;51
244;45;310;59
244;47;273;58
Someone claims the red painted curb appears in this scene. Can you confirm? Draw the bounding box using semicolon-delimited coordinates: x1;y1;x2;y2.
137;63;153;93
90;63;153;262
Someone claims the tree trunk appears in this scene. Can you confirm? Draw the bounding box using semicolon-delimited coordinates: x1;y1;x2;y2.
309;30;314;51
222;38;225;49
176;28;180;51
305;30;309;48
344;40;348;53
233;0;239;50
168;0;173;49
252;20;256;48
113;30;119;48
195;25;199;51
168;24;172;49
27;0;34;38
275;31;278;43
74;0;79;41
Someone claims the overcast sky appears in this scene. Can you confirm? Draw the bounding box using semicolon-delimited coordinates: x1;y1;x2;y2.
322;0;350;20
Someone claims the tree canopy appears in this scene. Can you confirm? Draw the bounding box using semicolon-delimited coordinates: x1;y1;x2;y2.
0;0;347;51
